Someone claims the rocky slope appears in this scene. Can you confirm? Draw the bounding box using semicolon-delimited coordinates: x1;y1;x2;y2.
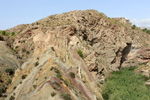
0;41;19;99
0;10;150;100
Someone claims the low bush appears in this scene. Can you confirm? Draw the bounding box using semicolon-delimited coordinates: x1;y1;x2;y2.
50;67;54;71
142;28;150;34
8;79;12;84
132;25;136;29
13;86;16;90
56;73;62;79
9;95;15;100
54;68;60;73
26;51;30;54
70;72;75;78
1;31;6;36
5;68;14;76
35;61;39;67
51;92;56;97
77;49;84;59
11;32;15;36
22;48;26;52
22;75;27;79
61;93;71;100
33;85;37;89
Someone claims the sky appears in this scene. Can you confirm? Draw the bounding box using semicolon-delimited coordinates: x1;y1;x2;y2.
0;0;150;30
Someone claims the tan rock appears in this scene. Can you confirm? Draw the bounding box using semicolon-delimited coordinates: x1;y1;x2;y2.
4;10;150;100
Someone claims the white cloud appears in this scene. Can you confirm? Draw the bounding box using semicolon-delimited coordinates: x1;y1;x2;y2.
129;18;150;27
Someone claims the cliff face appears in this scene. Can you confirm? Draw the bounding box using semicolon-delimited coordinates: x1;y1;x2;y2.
1;10;150;100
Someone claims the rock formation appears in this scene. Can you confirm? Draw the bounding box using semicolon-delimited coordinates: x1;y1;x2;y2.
0;10;150;100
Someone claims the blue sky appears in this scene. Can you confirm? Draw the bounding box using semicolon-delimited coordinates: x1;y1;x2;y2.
0;0;150;30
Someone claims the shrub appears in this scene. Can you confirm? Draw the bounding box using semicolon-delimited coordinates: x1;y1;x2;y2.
54;68;63;79
20;81;22;84
35;61;39;67
5;68;14;76
22;75;27;79
22;40;25;43
54;68;60;73
15;46;19;49
146;30;150;34
52;82;61;90
77;49;84;59
61;93;71;100
70;72;75;78
142;28;150;34
13;86;16;90
1;31;6;36
26;51;30;54
33;85;37;89
50;67;54;71
139;62;147;65
132;25;136;29
51;92;56;97
142;28;147;31
56;73;62;79
22;48;26;52
9;95;15;100
36;22;39;25
11;32;15;36
8;79;12;84
102;66;150;100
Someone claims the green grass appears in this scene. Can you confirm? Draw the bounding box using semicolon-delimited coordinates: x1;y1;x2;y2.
102;66;150;100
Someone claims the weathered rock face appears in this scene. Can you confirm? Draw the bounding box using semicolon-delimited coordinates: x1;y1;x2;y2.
0;41;20;99
3;10;150;100
0;41;20;69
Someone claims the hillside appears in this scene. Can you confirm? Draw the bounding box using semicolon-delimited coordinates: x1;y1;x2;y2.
0;10;150;100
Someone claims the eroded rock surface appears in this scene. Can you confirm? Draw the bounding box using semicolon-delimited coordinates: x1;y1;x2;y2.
0;41;20;99
2;10;150;100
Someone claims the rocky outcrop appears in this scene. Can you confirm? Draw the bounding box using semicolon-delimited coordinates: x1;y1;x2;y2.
2;10;150;100
138;48;150;62
0;41;20;99
0;41;20;68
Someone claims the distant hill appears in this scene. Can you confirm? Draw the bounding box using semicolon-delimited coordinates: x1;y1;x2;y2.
140;26;150;30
